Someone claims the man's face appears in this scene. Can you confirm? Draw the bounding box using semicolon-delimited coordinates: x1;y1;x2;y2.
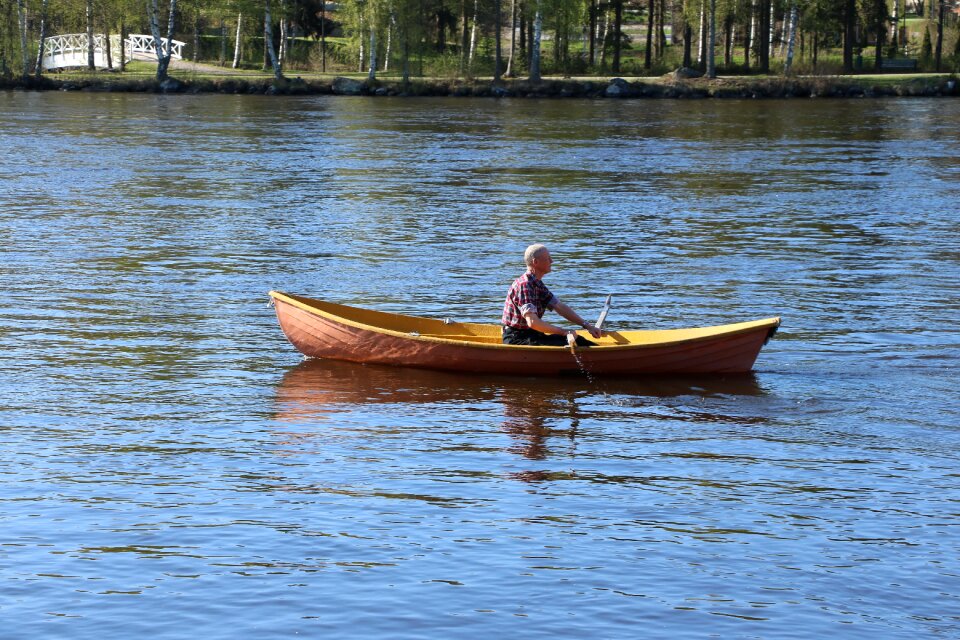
533;250;553;275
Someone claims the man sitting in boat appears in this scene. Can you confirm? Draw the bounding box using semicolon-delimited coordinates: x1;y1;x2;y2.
502;244;604;347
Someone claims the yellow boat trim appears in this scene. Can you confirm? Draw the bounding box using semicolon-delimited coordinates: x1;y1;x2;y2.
269;290;780;352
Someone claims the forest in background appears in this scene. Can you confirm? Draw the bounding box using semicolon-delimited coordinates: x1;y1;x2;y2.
2;0;958;82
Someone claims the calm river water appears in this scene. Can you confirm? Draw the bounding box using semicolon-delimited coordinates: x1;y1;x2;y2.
1;92;959;639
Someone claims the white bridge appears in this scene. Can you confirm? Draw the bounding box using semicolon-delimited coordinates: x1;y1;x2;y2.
41;33;185;71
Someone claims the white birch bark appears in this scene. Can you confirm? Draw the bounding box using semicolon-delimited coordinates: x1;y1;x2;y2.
278;2;288;68
777;9;786;56
232;13;243;68
768;8;775;57
468;0;479;70
599;10;609;66
697;3;705;64
368;26;377;80
358;17;364;72
528;0;543;80
783;2;798;73
748;0;757;63
891;0;899;51
384;9;395;72
147;0;179;81
263;0;282;78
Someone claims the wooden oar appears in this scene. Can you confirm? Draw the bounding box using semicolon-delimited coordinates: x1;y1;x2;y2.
570;294;613;353
595;295;612;330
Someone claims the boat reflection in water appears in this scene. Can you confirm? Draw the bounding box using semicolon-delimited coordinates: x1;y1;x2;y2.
273;359;767;479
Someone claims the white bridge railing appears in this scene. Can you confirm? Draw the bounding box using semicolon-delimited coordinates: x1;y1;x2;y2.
41;33;185;71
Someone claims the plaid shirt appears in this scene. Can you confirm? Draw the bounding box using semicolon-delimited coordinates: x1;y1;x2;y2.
502;272;559;329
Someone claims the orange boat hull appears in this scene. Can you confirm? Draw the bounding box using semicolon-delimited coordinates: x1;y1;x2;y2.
270;292;779;377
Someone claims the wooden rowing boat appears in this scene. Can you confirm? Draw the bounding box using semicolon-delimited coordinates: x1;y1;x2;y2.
268;291;780;376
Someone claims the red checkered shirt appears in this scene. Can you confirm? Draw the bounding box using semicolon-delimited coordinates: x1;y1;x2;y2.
502;272;559;329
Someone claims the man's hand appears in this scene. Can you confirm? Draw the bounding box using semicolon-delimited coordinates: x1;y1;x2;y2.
582;322;603;339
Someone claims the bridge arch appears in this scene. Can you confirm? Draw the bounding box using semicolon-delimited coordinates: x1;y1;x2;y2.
41;34;185;71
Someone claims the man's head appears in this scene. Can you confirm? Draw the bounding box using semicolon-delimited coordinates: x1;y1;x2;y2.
524;244;548;266
524;244;553;276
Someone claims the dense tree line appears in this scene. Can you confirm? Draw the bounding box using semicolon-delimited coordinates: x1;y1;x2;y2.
1;0;958;80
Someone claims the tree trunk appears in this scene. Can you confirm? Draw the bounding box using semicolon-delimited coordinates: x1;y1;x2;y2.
706;0;716;77
105;24;113;69
148;0;179;81
320;1;326;72
934;0;943;71
264;0;282;79
588;0;596;66
219;19;226;65
193;15;201;63
34;0;49;77
384;11;394;72
890;0;899;54
368;23;377;80
758;0;770;72
697;3;705;67
87;0;95;69
467;0;478;72
120;17;127;72
682;22;692;67
842;0;855;71
233;13;243;68
506;0;517;76
745;0;754;69
770;7;777;58
653;0;667;62
358;18;364;71
783;2;798;74
437;0;445;52
724;17;733;66
494;0;502;80
519;7;526;63
459;0;468;74
278;1;287;68
644;0;653;69
874;0;884;69
612;0;622;73
528;0;542;80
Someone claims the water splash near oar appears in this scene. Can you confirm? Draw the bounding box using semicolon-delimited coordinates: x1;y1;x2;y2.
567;294;613;383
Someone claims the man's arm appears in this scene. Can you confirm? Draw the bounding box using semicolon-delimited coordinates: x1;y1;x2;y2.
524;304;603;340
552;301;603;339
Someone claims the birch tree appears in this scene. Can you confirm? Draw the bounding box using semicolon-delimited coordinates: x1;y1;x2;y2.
263;0;282;78
232;12;243;67
147;0;179;81
782;0;797;73
505;0;517;75
528;0;542;80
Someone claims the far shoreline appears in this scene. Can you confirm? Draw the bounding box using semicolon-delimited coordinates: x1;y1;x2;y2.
3;71;958;99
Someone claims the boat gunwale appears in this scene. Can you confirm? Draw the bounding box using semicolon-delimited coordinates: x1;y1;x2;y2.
268;290;781;352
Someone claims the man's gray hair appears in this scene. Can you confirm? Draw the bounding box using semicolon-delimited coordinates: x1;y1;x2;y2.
524;244;548;266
